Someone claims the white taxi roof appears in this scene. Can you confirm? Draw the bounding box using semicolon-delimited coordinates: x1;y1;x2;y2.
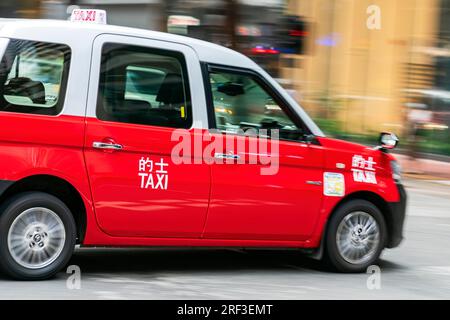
0;18;259;70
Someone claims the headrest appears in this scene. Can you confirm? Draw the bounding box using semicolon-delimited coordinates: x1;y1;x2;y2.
115;99;151;112
4;77;46;104
156;73;184;105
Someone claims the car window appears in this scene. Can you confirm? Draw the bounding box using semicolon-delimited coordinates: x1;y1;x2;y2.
0;39;71;115
124;65;166;106
97;43;192;129
208;69;303;140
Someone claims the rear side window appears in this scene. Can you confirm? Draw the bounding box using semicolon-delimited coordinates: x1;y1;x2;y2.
0;39;71;115
97;43;192;129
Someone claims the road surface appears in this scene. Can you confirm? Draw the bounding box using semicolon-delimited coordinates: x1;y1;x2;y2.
1;177;449;299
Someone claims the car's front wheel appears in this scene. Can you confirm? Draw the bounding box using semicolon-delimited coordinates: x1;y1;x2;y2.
0;192;76;280
325;199;387;273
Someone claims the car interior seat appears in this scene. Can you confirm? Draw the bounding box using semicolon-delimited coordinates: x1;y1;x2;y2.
3;77;46;104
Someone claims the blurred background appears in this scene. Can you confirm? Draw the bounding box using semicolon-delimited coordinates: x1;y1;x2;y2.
1;0;450;164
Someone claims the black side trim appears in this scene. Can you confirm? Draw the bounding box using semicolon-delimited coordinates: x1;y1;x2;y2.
200;62;217;129
0;179;14;197
386;184;407;248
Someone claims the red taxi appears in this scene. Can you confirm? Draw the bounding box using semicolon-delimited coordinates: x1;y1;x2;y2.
0;13;406;280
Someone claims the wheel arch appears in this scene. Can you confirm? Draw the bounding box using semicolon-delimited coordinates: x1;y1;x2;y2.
313;190;394;259
0;174;87;244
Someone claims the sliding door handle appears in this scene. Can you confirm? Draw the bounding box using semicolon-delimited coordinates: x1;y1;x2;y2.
93;141;123;150
214;153;240;160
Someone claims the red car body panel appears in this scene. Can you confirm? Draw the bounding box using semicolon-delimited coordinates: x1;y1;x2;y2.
0;112;400;249
0;112;96;238
0;112;89;192
307;137;401;247
83;118;210;239
202;133;325;241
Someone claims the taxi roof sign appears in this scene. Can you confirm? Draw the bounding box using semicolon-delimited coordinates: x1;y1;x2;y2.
70;9;107;25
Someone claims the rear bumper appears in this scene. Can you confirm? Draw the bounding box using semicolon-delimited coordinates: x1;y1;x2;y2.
386;183;407;248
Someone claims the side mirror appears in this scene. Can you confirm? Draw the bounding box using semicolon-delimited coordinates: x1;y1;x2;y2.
378;132;398;151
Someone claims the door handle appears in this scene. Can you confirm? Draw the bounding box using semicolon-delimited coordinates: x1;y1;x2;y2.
214;153;240;160
93;141;123;150
306;180;322;186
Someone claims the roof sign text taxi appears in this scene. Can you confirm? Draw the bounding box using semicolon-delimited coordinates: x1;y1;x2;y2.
70;9;107;25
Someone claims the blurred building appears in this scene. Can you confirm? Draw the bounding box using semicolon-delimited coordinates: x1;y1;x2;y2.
1;0;41;18
283;0;442;137
40;0;164;30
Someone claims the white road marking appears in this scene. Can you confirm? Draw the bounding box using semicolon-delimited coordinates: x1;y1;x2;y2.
94;291;127;299
405;187;450;197
418;266;450;276
425;180;450;186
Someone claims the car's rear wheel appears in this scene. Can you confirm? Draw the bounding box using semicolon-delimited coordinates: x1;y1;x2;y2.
325;199;386;273
0;192;76;280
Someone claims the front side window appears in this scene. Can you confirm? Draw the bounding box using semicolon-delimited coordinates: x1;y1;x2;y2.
208;68;304;140
97;43;192;129
0;39;71;115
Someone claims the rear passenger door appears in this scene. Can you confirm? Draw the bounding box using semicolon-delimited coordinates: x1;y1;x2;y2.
84;35;210;238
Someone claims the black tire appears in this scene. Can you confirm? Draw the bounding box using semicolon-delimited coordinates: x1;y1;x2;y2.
324;199;387;273
0;192;76;280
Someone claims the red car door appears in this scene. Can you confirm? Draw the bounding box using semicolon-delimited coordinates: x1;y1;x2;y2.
202;66;325;241
84;35;210;238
